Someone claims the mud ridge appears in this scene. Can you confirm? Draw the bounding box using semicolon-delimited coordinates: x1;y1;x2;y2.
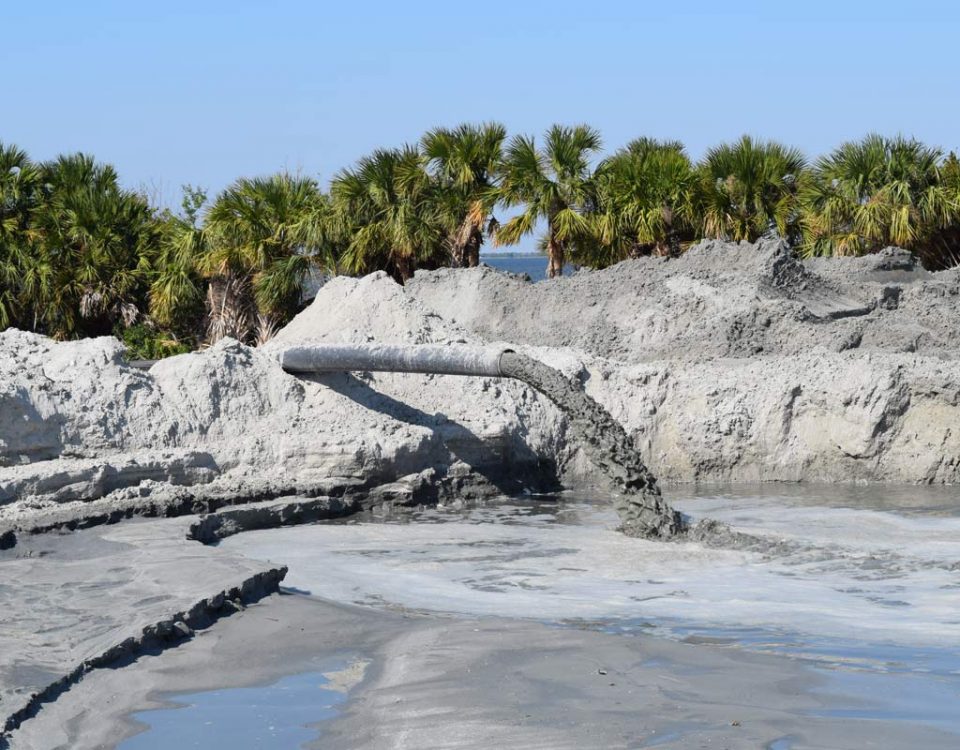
188;496;357;543
0;476;366;550
0;566;287;747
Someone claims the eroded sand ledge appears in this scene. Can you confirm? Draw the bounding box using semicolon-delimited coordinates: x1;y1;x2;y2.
4;239;960;525
2;239;960;744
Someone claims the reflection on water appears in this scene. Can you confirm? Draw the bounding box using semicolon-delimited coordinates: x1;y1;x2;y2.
223;486;960;736
811;668;960;732
120;668;347;750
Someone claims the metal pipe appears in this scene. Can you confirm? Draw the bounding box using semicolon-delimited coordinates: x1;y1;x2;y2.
277;343;515;377
276;342;685;538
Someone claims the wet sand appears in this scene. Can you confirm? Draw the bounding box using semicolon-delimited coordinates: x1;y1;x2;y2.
10;591;958;750
5;487;960;748
0;518;286;742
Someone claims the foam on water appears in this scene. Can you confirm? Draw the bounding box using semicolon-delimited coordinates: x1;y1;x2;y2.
224;494;960;654
222;489;960;734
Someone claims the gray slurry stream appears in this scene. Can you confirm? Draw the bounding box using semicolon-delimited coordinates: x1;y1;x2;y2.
499;352;683;538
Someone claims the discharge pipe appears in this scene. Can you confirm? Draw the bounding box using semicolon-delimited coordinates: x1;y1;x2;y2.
277;343;514;378
275;342;685;540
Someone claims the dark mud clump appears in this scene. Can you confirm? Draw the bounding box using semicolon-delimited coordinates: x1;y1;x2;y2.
499;352;684;539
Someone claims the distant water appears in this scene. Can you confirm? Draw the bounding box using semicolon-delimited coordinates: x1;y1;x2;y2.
480;254;572;280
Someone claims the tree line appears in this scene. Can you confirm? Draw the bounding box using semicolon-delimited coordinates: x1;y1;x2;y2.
2;126;960;355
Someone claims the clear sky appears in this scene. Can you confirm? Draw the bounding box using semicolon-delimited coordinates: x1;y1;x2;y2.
4;1;959;213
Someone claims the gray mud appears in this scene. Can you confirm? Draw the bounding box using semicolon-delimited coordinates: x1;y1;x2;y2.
499;351;683;538
0;519;288;745
13;593;960;750
409;242;960;361
215;490;960;746
407;241;960;485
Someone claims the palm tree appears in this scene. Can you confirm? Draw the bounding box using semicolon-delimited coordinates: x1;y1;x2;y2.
0;143;40;329
202;173;329;343
149;211;206;334
422;122;506;267
30;153;159;338
800;135;958;261
697;135;806;243
926;152;960;269
496;125;602;278
591;138;697;264
330;146;445;282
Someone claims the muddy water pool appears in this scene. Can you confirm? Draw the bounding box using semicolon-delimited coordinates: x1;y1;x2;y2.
222;485;960;738
119;662;351;749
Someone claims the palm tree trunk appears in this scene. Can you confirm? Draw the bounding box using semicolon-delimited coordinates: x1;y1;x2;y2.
667;228;681;258
465;224;483;267
395;255;415;283
206;273;254;344
451;219;483;268
449;239;466;268
546;235;564;278
661;204;681;257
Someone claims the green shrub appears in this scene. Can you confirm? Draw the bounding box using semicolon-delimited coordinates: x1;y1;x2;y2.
117;323;193;360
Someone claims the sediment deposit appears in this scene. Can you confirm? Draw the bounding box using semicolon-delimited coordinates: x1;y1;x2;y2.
3;239;960;743
408;241;960;484
0;519;287;740
3;239;960;534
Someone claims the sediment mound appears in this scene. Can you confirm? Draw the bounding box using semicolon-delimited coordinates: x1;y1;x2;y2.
2;240;959;532
0;274;565;528
408;239;960;359
407;242;960;484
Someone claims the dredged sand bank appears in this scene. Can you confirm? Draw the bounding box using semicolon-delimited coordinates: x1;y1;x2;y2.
3;240;960;746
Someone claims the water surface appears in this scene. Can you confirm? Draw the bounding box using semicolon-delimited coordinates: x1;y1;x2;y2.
120;667;348;749
223;486;960;737
480;254;573;279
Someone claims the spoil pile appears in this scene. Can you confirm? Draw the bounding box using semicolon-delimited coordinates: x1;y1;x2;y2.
2;240;960;533
407;240;960;360
0;273;565;529
407;241;960;484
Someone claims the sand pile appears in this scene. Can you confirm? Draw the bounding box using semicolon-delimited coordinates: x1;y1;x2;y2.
405;241;960;483
2;241;960;530
408;239;960;360
0;273;565;527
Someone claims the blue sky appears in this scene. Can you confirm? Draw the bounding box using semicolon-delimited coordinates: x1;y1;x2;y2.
4;1;959;217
